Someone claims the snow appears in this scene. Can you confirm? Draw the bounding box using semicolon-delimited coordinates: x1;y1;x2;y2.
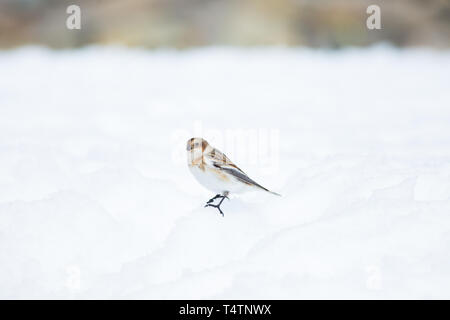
0;46;449;299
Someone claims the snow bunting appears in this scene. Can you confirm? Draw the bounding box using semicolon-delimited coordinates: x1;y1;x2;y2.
187;137;280;216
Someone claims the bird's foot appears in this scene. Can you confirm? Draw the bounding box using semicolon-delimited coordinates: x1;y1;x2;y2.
206;194;222;205
204;203;224;216
204;194;229;217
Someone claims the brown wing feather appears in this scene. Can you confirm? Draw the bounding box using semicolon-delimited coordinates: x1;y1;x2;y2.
207;149;244;173
205;146;281;196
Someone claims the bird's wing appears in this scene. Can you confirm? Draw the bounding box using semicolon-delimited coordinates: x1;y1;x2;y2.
215;163;269;190
205;148;280;195
204;147;244;172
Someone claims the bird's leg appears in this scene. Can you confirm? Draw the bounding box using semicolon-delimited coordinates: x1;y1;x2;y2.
204;192;229;217
206;194;222;205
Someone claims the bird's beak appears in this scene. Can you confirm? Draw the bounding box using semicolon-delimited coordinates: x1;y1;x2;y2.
187;144;191;151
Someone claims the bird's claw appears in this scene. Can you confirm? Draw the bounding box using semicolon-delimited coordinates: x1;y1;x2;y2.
204;203;224;216
204;194;228;216
206;194;221;204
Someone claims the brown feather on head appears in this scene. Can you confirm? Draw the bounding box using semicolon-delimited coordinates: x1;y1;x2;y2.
186;137;210;151
201;139;208;152
186;138;209;170
186;137;207;151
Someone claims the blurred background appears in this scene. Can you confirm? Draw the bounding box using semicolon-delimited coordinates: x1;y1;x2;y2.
1;0;449;49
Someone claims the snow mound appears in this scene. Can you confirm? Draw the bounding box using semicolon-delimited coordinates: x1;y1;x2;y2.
0;46;449;299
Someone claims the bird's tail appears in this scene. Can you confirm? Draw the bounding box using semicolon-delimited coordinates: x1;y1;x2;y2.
267;190;281;196
256;184;281;196
230;170;281;196
252;182;281;196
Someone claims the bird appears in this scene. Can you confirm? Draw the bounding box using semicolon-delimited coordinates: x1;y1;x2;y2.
186;137;280;216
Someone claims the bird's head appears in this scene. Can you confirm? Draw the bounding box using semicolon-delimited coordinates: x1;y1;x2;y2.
186;137;208;151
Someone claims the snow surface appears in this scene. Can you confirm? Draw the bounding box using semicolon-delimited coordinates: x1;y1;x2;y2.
0;46;450;299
